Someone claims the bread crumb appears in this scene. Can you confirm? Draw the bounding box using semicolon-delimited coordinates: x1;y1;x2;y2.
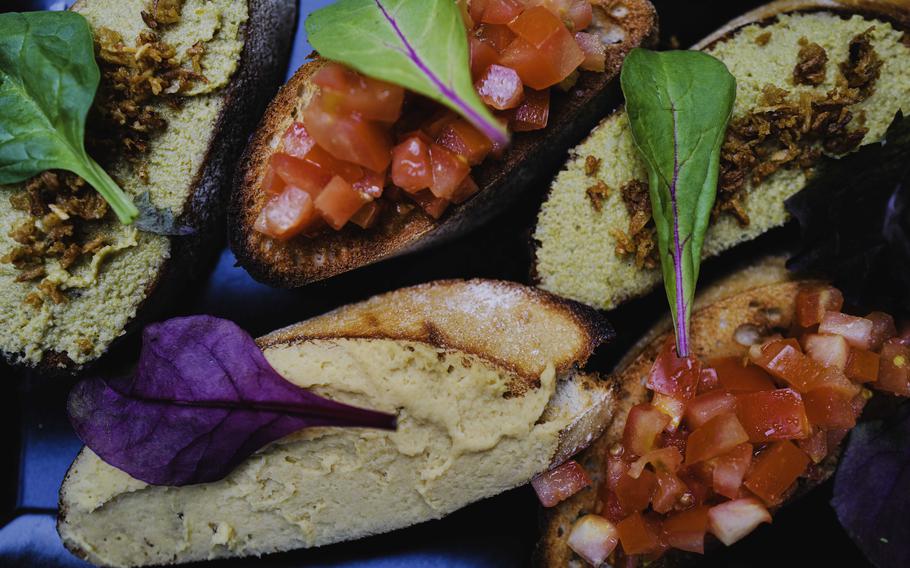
755;31;772;46
584;155;601;177
585;181;610;212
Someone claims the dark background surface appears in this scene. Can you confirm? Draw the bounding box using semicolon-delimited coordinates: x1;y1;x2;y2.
0;1;874;567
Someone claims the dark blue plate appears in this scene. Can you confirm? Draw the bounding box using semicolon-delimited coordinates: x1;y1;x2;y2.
0;1;872;566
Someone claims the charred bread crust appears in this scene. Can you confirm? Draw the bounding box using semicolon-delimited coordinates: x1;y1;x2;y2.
32;0;297;375
229;0;658;288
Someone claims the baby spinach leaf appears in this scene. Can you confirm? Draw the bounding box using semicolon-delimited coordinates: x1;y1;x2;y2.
305;0;509;146
68;316;397;486
620;49;735;356
0;11;138;223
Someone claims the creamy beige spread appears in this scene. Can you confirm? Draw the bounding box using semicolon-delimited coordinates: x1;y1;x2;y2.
0;0;247;366
58;339;591;567
534;13;910;310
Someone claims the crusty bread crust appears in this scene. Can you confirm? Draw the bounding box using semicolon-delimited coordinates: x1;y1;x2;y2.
229;0;658;287
31;0;296;374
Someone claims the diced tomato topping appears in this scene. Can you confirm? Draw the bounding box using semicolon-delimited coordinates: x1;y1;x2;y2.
750;340;859;397
617;512;662;555
844;348;879;383
628;447;683;479
606;454;630;492
436;119;494;165
685;413;750;465
735;388;810;443
313;175;372;230
503;7;585;89
648;339;702;400
349;200;383;229
662;505;709;554
866;311;898;351
744;441;810;506
623;404;672;457
253;186;315;240
531;460;591;507
474;0;524;24
450;175;480;204
707;498;771;546
803;387;857;429
819;312;876;350
470;36;500;77
509;88;550;131
652;393;686;432
410;190;450;219
567;515;620;566
878;340;910;396
795;285;844;327
428;143;471;199
475;22;516;50
391;135;433;192
685;390;737;430
710;356;776;392
711;442;752;500
574;31;606;71
652;470;687;514
312;62;404;123
352;168;386;199
269;153;331;196
422;110;457;139
660;429;688;459
803;333;850;370
281;121;317;159
616;470;656;514
303;92;393;172
797;428;829;463
475;64;525;110
260;165;284;195
527;0;594;30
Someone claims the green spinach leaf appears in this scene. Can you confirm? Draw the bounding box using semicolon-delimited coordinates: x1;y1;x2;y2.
620;49;735;356
0;11;138;224
305;0;509;146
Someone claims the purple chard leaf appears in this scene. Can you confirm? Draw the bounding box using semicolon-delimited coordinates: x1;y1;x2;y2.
68;316;396;486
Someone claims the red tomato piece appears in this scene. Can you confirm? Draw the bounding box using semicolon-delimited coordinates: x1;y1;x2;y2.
509;88;550;131
260;165;284;195
662;505;709;554
477;0;524;24
305;143;367;184
269;153;332;196
302;92;392;172
428;143;471;199
410;190;450;219
803;333;850;370
617;512;662;556
475;64;525;110
845;348;880;383
616;470;656;514
685;413;750;465
707;498;771;546
750;340;860;397
710;356;776;392
531;460;591;507
348;200;383;229
527;0;594;30
628;447;683;479
503;7;585;88
568;515;619;567
878;340;910;396
313;175;372;230
422;111;457;139
684;390;737;430
574;31;606;71
697;367;720;393
470;36;500;78
648;338;701;400
623;404;672;457
744;441;810;505
803;387;856;429
711;442;753;499
652;393;686;432
312;62;404;123
352;168;385;199
819;312;876;350
436;119;494;165
735;388;810;443
796;285;844;327
866;311;898;351
652;470;688;514
281;121;316;159
391;135;433;193
450;175;480;204
660;429;688;459
253;186;315;240
797;428;829;464
606;454;630;492
474;22;516;50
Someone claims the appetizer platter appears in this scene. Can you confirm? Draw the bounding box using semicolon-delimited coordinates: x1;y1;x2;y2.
1;1;909;568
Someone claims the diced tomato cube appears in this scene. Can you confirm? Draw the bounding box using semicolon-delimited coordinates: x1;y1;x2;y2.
312;62;404;123
531;460;591;507
475;64;525;110
567;515;619;566
450;175;480;204
803;333;850;370
305;143;367;184
428;143;471;199
302;92;392;172
606;454;630;492
314;175;372;230
474;22;516;50
697;367;720;393
410;190;450;219
628;447;683;479
711;442;753;499
866;311;898;351
819;312;876;350
845;348;879;383
803;387;856;429
435;119;494;165
352;168;386;199
660;429;688;459
281;121;316;159
750;340;860;397
476;0;524;24
422;111;457;139
615;470;655;514
470;36;500;78
707;498;771;546
599;490;626;524
796;428;829;463
527;0;594;30
617;512;662;556
685;390;737;430
269;153;331;196
685;413;750;465
260;165;284;195
253;186;315;240
648;339;702;400
735;388;810;443
391;135;433;193
348;200;383;229
710;357;776;392
652;470;688;514
744;441;810;506
878;340;910;396
574;31;606;71
662;505;709;554
503;7;585;88
652;393;685;432
796;285;844;327
509;88;550;131
623;404;671;457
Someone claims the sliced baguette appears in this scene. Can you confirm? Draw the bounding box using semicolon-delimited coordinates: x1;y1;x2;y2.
0;0;295;373
533;0;910;311
58;279;615;567
228;0;658;287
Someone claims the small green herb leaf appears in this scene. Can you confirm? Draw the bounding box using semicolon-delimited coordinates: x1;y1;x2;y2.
620;49;736;356
0;11;138;224
305;0;509;146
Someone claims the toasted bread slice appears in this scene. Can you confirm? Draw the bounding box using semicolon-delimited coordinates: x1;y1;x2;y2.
228;0;658;287
534;0;910;311
58;279;615;567
0;0;295;373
